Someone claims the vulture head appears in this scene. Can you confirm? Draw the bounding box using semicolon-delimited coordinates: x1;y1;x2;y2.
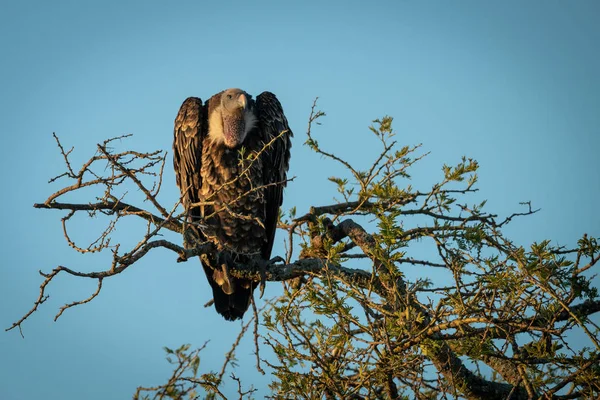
209;88;257;148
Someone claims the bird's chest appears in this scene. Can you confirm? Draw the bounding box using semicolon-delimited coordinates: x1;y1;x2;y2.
200;144;264;200
199;140;267;254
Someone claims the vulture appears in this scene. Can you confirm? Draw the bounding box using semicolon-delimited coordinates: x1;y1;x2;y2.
173;89;292;320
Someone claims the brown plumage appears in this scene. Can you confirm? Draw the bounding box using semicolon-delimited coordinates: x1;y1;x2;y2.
173;89;292;320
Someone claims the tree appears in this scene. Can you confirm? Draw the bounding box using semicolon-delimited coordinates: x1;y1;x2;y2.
7;101;600;399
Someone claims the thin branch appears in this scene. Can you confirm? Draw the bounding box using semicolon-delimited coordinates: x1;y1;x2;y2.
54;278;103;321
33;201;183;233
97;142;169;218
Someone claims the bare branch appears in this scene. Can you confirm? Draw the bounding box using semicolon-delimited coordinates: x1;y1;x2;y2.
33;201;183;234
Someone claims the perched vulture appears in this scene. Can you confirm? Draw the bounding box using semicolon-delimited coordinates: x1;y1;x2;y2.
173;89;292;320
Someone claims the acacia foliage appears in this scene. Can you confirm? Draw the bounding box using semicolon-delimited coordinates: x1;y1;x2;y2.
261;114;600;399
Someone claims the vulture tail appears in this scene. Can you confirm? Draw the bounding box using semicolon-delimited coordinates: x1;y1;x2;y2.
200;259;256;321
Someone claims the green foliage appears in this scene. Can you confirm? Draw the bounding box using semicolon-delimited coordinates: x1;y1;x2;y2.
261;112;599;398
142;110;599;399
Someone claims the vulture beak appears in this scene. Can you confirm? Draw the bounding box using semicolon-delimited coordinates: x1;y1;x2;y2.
239;93;247;110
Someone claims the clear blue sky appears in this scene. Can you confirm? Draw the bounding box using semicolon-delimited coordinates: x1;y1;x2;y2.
1;1;599;398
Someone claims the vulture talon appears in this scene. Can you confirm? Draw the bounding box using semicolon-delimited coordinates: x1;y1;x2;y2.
259;258;267;299
269;255;285;265
176;251;187;263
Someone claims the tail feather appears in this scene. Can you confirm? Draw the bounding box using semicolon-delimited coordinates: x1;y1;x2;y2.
201;259;256;321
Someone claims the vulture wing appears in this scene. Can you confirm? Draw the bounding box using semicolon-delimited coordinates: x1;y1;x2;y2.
173;96;204;223
255;92;293;260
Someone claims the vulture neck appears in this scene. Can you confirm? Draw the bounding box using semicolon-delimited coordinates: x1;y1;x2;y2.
207;105;258;147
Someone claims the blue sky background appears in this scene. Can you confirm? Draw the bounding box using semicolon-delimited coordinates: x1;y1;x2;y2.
1;1;599;398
